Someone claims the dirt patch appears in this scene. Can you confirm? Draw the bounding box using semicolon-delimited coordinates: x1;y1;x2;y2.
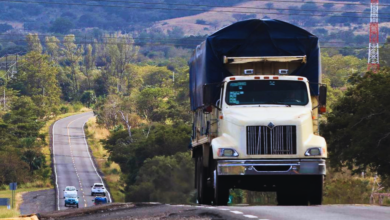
19;189;56;215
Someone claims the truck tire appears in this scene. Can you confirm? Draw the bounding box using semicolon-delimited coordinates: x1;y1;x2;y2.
277;190;308;206
196;156;212;204
309;175;323;205
212;168;229;206
76;204;79;208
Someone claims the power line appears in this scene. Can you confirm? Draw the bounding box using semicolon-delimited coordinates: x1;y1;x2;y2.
0;33;381;46
77;0;390;16
0;0;385;20
0;39;374;49
0;33;206;42
222;0;389;7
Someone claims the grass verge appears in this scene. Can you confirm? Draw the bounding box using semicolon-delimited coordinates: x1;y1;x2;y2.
85;117;125;202
0;187;50;218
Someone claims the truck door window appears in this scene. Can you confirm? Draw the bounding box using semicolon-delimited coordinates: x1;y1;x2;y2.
226;80;308;106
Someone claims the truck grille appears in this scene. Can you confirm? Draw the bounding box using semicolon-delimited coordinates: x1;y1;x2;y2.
246;126;297;155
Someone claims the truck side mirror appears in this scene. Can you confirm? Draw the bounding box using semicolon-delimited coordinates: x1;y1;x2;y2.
203;84;214;106
319;85;327;114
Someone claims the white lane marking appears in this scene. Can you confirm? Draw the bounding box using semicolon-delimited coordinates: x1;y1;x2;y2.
230;211;244;214
82;120;113;203
53;119;60;211
219;208;230;210
243;215;258;218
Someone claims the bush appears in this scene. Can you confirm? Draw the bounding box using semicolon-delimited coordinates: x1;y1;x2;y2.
72;102;83;112
195;19;207;25
111;168;119;174
126;152;194;204
60;105;69;114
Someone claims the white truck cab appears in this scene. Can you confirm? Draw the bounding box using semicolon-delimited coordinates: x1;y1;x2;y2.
192;57;327;206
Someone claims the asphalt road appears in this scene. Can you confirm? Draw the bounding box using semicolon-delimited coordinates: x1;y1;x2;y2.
47;203;390;220
53;112;111;211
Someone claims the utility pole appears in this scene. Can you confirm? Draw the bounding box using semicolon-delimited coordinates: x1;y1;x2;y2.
5;54;8;80
368;0;380;72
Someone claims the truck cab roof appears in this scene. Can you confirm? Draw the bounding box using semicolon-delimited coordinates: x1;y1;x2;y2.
224;75;308;83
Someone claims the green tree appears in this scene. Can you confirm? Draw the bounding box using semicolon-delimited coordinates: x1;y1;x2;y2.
265;3;274;10
137;87;171;122
321;70;390;178
62;35;84;97
126;152;194;203
45;36;60;62
26;33;42;53
84;44;95;89
0;152;30;185
323;3;334;9
322;53;366;88
81;90;96;107
10;52;61;110
380;37;390;67
103;123;191;185
49;18;74;34
301;2;318;11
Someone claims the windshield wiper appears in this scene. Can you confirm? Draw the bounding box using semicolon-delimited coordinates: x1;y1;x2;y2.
268;102;291;107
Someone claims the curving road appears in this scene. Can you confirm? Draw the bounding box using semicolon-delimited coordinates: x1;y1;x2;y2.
52;112;111;210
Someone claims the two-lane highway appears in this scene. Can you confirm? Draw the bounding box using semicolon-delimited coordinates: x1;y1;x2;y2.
53;112;111;210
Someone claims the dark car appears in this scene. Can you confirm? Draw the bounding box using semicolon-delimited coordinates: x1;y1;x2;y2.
92;196;108;205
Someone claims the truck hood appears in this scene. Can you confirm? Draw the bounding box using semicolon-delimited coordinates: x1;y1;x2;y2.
224;107;311;126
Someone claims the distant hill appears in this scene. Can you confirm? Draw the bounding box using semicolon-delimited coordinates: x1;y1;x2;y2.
0;0;250;33
1;0;390;58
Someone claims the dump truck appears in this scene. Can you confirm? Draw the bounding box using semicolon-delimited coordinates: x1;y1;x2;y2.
189;19;327;206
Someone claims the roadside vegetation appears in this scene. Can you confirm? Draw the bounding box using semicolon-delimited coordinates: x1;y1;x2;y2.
85;117;125;202
1;21;390;208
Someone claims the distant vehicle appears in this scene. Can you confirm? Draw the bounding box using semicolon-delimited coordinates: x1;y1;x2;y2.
91;183;106;196
92;196;108;205
64;194;79;208
63;186;78;198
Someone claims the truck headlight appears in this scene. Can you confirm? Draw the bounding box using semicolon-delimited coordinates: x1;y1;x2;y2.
305;147;323;156
218;148;239;157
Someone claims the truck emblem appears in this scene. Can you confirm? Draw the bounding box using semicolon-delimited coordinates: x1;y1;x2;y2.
268;122;275;129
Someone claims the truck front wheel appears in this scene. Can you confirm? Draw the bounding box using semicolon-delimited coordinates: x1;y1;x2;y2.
212;168;229;206
309;175;323;205
196;156;212;204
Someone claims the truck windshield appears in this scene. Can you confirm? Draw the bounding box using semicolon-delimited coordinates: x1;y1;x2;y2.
226;80;309;106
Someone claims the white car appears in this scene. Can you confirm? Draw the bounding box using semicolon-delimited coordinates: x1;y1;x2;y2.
91;183;106;196
63;186;78;198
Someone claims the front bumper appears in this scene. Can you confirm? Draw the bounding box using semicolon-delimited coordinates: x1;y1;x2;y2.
217;159;326;176
65;201;78;205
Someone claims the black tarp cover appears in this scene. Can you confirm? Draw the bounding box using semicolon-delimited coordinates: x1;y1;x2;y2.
189;19;321;111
